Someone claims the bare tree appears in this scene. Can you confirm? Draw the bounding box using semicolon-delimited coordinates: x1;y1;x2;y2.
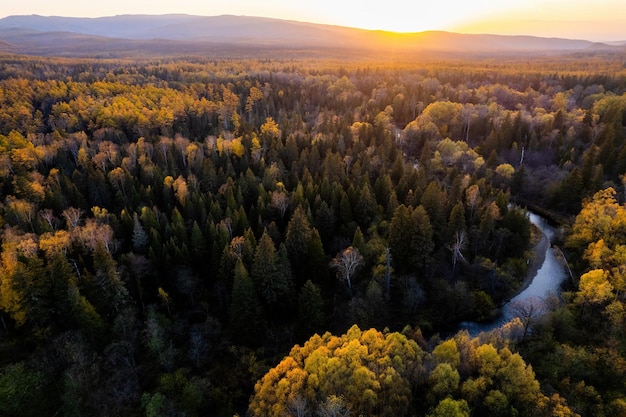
286;395;311;417
188;326;208;368
509;296;546;340
343;154;353;174
39;208;58;230
271;190;289;219
174;135;190;168
331;246;363;293
62;207;84;229
157;136;173;168
449;231;467;273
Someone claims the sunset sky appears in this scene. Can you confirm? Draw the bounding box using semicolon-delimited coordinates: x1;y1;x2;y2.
2;0;625;41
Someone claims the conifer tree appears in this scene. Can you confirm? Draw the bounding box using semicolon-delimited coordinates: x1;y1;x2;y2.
251;231;290;306
229;259;265;346
285;206;312;283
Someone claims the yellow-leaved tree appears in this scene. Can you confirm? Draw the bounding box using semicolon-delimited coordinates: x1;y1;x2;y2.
249;326;577;417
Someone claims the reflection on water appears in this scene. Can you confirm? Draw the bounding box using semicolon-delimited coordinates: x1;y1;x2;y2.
459;212;567;336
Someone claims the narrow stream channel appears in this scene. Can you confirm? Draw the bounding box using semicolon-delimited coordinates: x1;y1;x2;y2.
459;211;567;336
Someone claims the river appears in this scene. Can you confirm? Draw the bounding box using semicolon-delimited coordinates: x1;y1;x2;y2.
459;211;567;336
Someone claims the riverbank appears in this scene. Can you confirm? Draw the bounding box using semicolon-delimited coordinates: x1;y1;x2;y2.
516;223;550;296
459;211;567;336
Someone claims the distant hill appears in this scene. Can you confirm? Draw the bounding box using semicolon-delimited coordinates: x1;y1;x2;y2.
0;14;621;57
0;38;13;52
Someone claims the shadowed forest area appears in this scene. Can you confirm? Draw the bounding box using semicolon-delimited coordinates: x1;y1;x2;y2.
0;52;625;416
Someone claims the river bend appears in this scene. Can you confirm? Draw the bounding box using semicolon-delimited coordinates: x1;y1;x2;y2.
460;212;567;336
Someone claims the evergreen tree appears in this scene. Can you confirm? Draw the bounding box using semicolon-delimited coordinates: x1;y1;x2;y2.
251;231;291;306
132;213;149;253
389;204;413;275
285;206;312;283
229;259;265;346
305;228;327;285
389;204;434;275
297;280;325;338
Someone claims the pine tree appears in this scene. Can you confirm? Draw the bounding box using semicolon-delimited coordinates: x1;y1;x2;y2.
132;213;149;253
229;259;265;346
297;280;325;338
251;231;290;305
285;206;312;282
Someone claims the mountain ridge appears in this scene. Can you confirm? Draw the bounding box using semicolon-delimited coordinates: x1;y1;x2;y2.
0;14;623;57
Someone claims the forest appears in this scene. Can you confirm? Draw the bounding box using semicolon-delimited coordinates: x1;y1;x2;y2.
0;51;625;416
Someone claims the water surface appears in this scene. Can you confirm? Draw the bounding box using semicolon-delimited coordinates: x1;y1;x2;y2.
460;212;566;335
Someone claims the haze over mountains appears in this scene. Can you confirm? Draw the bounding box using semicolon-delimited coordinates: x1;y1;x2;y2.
0;14;623;57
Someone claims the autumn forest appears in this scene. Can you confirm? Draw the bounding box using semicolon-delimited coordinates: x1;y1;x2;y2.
0;51;626;416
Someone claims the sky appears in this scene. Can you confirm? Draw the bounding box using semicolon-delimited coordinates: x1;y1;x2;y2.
2;0;625;42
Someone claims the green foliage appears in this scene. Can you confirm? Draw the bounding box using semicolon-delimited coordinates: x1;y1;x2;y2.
229;259;265;346
297;280;325;337
285;205;312;282
389;204;434;275
0;362;52;417
251;231;291;306
427;397;470;417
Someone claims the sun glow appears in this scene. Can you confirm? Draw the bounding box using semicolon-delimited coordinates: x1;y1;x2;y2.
273;0;518;34
1;0;625;41
451;1;626;41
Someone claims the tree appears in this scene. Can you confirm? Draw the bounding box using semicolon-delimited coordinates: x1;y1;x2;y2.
220;86;240;130
421;181;446;244
429;363;460;399
270;190;289;219
0;238;47;329
568;188;619;244
318;395;351;417
229;259;265;346
39;230;71;257
305;228;327;285
448;202;467;236
575;269;613;308
351;227;366;256
389;204;413;275
389;204;435;274
495;348;541;412
409;205;435;272
450;231;467;273
251;231;291;306
245;86;263;122
427;397;470;417
88;243;129;316
285;205;312;279
249;325;424;417
157;136;173;169
260;116;281;148
315;200;336;247
465;184;481;222
132;213;149;253
297;280;325;337
144;307;176;370
0;362;52;417
508;296;546;339
448;202;468;272
331;246;364;292
354;183;377;227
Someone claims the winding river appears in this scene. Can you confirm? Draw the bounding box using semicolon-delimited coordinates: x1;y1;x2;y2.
459;212;568;336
